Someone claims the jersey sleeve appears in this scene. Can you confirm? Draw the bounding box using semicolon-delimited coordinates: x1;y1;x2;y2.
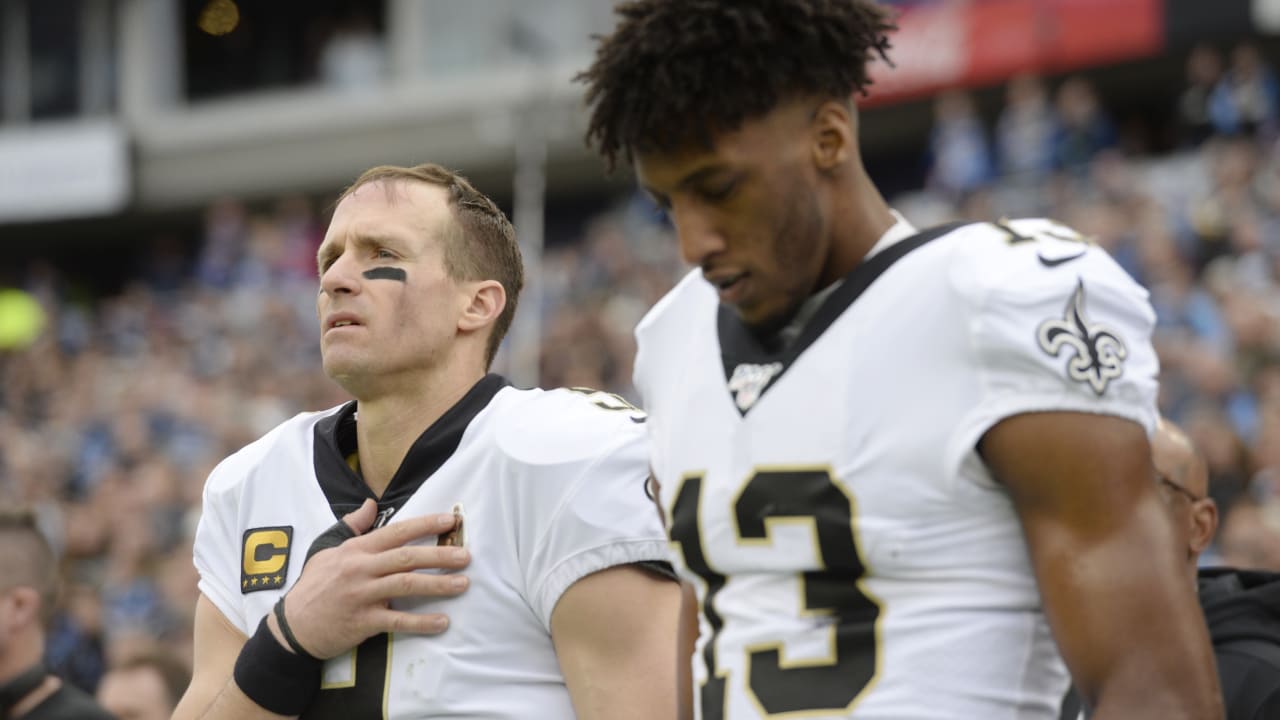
193;456;251;634
505;392;673;631
945;221;1160;481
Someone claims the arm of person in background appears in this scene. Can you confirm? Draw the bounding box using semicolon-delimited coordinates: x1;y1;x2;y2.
982;412;1224;720
550;564;683;720
172;501;470;720
675;582;699;720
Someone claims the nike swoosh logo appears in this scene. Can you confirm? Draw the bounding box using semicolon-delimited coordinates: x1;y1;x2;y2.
1038;251;1087;267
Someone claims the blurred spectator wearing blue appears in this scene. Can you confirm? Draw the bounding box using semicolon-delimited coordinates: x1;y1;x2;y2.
996;73;1058;180
1210;44;1280;140
926;89;993;197
1180;45;1226;147
1053;76;1116;173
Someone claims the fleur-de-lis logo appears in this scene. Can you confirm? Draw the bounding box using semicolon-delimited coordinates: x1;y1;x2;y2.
728;362;783;411
1036;280;1128;396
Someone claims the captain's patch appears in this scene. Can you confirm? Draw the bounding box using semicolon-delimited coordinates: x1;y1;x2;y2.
241;526;293;593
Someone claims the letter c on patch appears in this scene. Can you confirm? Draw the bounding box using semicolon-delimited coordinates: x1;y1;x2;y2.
243;529;290;575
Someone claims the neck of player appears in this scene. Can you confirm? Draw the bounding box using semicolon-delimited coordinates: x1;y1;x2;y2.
353;361;487;498
818;161;897;288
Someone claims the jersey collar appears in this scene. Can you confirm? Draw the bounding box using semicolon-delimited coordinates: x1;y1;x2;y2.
864;209;919;260
312;373;510;521
718;219;967;416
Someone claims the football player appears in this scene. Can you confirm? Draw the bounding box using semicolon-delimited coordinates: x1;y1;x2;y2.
173;163;682;719
578;1;1223;718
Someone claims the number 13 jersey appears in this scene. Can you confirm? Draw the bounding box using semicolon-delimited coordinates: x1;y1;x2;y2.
633;216;1160;720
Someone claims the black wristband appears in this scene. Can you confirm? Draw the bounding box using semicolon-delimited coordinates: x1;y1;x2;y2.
273;596;318;660
233;615;322;716
305;518;357;565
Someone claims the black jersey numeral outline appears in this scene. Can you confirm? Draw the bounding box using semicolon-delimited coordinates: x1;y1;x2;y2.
303;633;391;719
566;386;647;423
669;467;883;717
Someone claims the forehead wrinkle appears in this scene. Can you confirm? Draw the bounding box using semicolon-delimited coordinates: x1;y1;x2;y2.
320;180;456;278
373;180;456;253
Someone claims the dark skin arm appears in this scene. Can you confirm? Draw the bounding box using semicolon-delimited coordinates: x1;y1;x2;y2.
980;412;1223;720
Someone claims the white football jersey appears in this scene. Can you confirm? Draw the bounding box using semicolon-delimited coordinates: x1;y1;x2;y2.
634;217;1159;720
194;375;670;719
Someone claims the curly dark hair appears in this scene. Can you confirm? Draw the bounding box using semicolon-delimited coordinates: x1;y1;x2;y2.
577;0;897;169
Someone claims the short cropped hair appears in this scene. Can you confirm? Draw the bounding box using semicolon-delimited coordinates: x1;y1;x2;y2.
0;508;58;626
338;164;524;368
578;0;897;168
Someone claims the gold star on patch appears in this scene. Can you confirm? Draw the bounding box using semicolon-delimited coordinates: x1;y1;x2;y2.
242;579;248;588
274;575;283;584
251;577;259;586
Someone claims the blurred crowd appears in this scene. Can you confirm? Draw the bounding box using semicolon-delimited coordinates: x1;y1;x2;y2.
2;41;1280;701
909;41;1280;569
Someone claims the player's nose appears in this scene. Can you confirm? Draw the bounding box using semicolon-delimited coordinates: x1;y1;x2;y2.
319;254;362;297
670;202;726;267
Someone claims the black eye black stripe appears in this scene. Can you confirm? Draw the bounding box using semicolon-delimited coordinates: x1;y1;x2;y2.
363;267;407;282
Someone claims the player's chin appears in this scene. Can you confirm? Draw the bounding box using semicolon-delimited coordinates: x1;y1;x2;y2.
321;352;365;382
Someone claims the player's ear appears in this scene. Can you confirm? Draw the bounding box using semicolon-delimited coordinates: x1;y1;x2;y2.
811;98;856;173
457;280;505;334
1189;497;1218;556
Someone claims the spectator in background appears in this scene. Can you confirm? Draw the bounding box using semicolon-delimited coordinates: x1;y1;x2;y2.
1210;43;1280;140
43;572;108;699
1054;76;1116;173
996;73;1058;180
1159;421;1280;720
96;650;191;720
0;509;113;720
1184;137;1263;275
926;88;993;197
317;8;386;91
1181;45;1227;147
195;198;248;290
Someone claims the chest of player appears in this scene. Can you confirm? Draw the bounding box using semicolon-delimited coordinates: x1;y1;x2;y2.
233;441;562;718
653;281;980;579
237;440;516;602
